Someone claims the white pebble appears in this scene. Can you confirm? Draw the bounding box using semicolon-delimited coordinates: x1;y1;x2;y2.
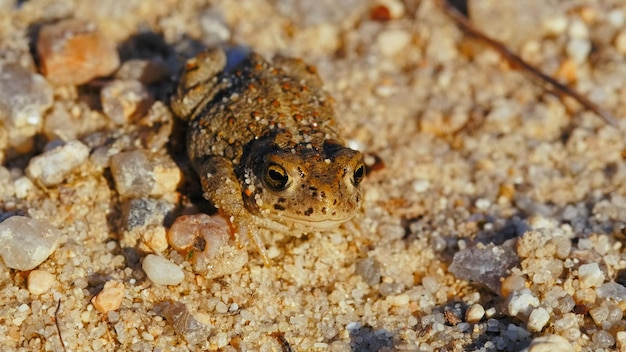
28;270;55;295
506;288;539;319
543;16;568;36
566;38;591;64
578;263;605;288
0;216;62;270
523;334;574;352
13;176;34;199
376;29;411;57
465;303;485;323
609;9;625;27
527;307;550;332
411;179;430;193
142;254;184;285
25;140;90;186
568;19;589;39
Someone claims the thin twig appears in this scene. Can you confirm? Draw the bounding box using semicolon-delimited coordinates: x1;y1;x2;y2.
442;0;618;127
55;299;67;352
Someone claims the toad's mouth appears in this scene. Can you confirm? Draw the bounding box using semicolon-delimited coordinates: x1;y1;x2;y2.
258;211;357;232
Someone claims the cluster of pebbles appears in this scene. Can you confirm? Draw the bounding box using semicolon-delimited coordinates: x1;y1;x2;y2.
1;0;626;351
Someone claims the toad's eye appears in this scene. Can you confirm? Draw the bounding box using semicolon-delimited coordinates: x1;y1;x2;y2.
264;163;290;191
352;163;365;186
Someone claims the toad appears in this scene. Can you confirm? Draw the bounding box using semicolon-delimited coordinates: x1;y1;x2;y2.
171;48;364;263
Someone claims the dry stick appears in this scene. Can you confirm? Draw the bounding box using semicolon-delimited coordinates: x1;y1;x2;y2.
442;1;618;127
55;299;67;352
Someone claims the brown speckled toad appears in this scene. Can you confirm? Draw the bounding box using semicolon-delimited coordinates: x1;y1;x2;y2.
171;48;364;263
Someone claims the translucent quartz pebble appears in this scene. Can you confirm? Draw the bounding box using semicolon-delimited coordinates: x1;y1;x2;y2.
101;79;153;125
110;150;181;197
449;240;519;293
0;216;62;270
0;63;53;150
155;301;210;345
25;140;90;186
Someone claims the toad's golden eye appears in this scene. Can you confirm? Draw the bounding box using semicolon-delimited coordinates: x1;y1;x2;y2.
352;163;365;186
264;163;290;191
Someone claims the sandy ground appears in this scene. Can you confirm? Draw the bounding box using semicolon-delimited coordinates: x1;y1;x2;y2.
1;0;626;351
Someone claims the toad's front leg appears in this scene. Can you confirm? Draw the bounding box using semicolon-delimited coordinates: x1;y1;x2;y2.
195;156;271;265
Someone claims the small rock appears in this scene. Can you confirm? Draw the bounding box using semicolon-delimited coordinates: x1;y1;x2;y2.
592;330;615;349
376;29;411;57
596;281;626;301
142;226;168;253
155;301;210;345
120;197;176;250
110;150;181;197
37;19;120;86
25;140;90;187
616;331;626;351
27;270;55;295
167;214;247;279
615;30;626;55
522;335;574;352
578;263;605;288
0;216;62;271
101;80;153;125
0;63;53;150
566;38;591;64
449;240;519;293
506;288;539;320
527;307;550;332
465;303;485;323
354;258;382;286
142;254;185;286
92;280;125;313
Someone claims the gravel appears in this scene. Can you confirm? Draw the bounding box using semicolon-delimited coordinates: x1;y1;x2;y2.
1;0;626;351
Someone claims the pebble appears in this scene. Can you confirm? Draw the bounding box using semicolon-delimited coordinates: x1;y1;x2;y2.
615;30;626;55
592;330;615;348
449;241;519;293
617;331;626;351
0;63;53;150
142;254;185;286
92;280;125;313
542;16;568;36
376;29;411;57
156;301;210;345
25;140;90;187
0;216;62;271
596;281;626;301
109;150;181;197
527;307;549;332
522;335;574;352
354;257;383;286
465;303;485;323
566;38;591;64
506;288;539;320
101;80;153;125
167;214;248;279
37;19;120;86
27;270;55;295
578;263;605;288
13;176;35;199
